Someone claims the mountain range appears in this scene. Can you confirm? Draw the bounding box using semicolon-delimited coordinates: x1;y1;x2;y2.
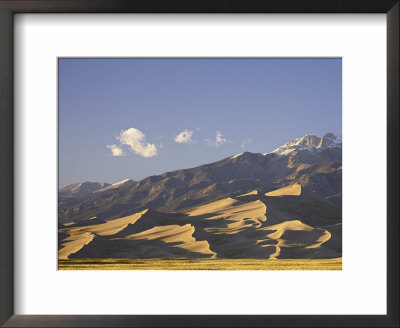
58;133;342;260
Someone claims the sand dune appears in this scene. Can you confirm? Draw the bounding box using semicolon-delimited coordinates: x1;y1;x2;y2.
266;183;302;196
183;197;240;216
58;231;94;259
59;210;147;258
185;198;266;224
127;224;195;243
126;224;215;256
260;219;331;248
60;213;216;259
85;210;147;236
183;196;267;239
59;184;341;260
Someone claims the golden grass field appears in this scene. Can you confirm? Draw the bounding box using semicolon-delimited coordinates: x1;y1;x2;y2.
58;257;342;270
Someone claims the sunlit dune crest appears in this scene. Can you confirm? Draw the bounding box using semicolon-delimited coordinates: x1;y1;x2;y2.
84;210;147;236
58;232;94;259
237;190;259;197
184;197;266;222
126;224;195;243
183;197;240;216
266;184;302;197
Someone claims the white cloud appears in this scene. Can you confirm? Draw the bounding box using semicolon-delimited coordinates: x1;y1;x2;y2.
107;144;124;157
215;131;227;147
240;138;253;149
118;127;157;158
174;129;194;144
205;131;228;148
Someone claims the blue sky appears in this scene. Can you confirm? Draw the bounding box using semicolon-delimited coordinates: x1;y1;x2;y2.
59;58;341;187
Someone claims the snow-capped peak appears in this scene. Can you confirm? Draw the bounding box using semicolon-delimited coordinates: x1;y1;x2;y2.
270;133;342;155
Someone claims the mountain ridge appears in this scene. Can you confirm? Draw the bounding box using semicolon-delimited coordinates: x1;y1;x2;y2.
59;133;342;224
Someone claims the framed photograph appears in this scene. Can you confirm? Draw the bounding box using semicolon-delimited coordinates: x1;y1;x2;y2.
0;0;398;327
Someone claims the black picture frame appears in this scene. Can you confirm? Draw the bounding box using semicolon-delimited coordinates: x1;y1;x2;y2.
0;1;398;327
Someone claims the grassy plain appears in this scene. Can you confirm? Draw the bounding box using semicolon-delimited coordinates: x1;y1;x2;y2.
58;257;342;270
